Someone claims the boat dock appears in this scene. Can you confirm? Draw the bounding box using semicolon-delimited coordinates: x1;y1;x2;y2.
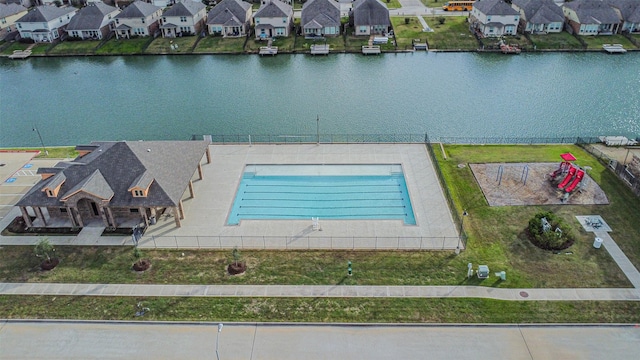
362;45;381;55
602;44;627;54
8;49;32;59
259;46;278;56
310;44;330;55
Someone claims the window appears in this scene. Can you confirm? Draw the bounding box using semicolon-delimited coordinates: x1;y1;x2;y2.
283;18;287;23
163;17;167;22
133;189;144;197
18;23;21;29
141;18;145;24
359;26;367;33
60;208;67;213
46;190;54;197
115;19;119;24
180;17;187;23
130;208;139;213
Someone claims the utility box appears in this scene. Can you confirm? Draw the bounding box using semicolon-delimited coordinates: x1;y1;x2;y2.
477;265;489;279
593;237;603;249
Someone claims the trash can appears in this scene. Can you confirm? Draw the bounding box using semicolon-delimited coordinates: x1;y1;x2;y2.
593;237;603;249
150;216;156;225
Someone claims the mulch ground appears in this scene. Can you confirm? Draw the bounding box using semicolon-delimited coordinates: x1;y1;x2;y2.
469;163;609;206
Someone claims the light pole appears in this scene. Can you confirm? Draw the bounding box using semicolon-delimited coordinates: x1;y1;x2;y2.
215;323;223;360
455;210;468;255
32;125;48;156
316;115;320;145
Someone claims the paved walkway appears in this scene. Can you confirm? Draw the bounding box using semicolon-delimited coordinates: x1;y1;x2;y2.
1;282;638;301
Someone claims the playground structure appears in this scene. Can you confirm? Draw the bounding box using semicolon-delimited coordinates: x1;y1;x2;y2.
548;153;588;202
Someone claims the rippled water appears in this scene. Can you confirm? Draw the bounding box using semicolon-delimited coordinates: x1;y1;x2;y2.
0;53;638;147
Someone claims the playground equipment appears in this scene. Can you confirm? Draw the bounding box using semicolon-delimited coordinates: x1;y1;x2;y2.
549;153;587;202
496;164;529;186
549;153;577;182
557;166;577;190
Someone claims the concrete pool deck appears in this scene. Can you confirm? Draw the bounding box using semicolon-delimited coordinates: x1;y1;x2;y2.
141;144;460;250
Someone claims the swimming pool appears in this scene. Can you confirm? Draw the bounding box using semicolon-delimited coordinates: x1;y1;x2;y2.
227;164;416;225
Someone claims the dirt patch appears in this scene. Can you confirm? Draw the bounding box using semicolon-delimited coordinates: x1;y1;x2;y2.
469;163;609;206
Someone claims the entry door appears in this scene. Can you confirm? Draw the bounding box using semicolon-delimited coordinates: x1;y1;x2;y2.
90;202;99;216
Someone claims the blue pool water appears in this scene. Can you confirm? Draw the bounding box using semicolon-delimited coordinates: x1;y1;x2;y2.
227;165;416;225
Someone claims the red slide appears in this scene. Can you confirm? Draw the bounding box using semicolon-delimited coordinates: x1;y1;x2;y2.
557;166;577;189
565;169;585;193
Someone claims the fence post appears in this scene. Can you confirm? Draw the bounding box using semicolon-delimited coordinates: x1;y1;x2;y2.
175;236;178;249
263;236;266;249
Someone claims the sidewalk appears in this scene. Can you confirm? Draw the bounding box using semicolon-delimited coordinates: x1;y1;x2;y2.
1;282;638;301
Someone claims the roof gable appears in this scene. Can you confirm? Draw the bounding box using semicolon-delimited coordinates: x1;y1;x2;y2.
254;0;293;18
563;0;620;24
207;0;252;24
116;0;161;19
61;169;114;201
302;0;340;27
474;0;520;16
17;5;76;23
67;2;119;31
352;0;390;26
606;0;640;22
0;3;28;19
163;0;206;17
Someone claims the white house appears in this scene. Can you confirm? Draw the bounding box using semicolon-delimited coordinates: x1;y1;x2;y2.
301;0;341;37
15;5;77;42
563;0;620;35
254;0;293;39
471;0;520;37
206;0;253;38
114;0;163;39
511;0;564;34
160;0;206;38
0;3;28;39
66;2;120;40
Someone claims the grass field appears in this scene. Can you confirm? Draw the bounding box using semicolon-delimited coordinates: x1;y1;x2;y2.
193;36;246;53
245;37;296;53
1;147;78;159
294;36;346;53
391;17;429;50
424;16;478;50
528;32;584;50
96;37;153;55
145;36;199;54
579;34;636;50
48;40;101;55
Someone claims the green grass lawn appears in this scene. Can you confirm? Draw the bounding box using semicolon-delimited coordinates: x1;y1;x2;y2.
0;42;31;55
391;17;430;50
422;0;447;8
245;36;295;53
528;32;584;50
145;36;199;54
95;37;153;55
29;43;52;55
385;0;402;8
579;34;636;50
1;147;78;159
294;36;346;53
47;40;101;55
2;296;640;323
482;35;533;50
193;36;246;53
424;16;478;50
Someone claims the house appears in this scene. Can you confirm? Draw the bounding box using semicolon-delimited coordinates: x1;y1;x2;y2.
351;0;390;36
0;3;28;40
152;0;176;8
160;0;206;38
470;0;520;37
15;5;77;42
511;0;565;34
563;0;620;35
301;0;341;37
16;141;212;230
5;0;33;8
66;2;120;40
114;0;162;39
206;0;252;38
253;0;293;39
606;0;640;33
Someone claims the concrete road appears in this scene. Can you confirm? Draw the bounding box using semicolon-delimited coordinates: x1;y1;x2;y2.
1;321;639;359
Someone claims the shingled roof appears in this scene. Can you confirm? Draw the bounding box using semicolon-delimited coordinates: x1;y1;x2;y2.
352;0;390;27
302;0;340;28
254;0;292;18
163;0;205;17
0;3;27;19
564;0;621;24
473;0;519;16
67;2;119;31
115;0;161;19
17;141;210;208
606;0;640;22
16;5;76;23
512;0;564;24
207;0;252;25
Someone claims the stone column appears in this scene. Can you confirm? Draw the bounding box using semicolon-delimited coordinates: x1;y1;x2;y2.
73;207;84;227
35;207;47;226
20;207;32;227
205;147;212;164
99;204;109;227
140;207;149;228
178;200;185;220
105;207;116;228
66;206;77;227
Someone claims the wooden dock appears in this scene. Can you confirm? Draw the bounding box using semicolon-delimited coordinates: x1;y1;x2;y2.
310;44;330;55
602;44;627;54
413;39;427;51
8;49;32;59
259;46;278;56
362;45;380;55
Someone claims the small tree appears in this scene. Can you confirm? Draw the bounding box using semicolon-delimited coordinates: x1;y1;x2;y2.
232;247;241;266
34;238;55;262
437;17;446;25
404;17;410;25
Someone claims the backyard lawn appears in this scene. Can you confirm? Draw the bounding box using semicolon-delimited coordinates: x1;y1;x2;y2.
579;34;636;50
294;36;346;53
424;16;478;50
528;32;583;50
95;37;153;55
245;37;295;53
193;36;246;53
145;36;199;54
391;17;430;50
48;40;102;55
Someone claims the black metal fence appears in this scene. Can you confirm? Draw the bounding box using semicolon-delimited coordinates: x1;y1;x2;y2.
577;138;640;197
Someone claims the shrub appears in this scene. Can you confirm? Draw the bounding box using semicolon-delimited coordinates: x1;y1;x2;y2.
19;38;35;44
437;17;446;25
527;211;576;250
404;18;410;25
34;238;55;262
